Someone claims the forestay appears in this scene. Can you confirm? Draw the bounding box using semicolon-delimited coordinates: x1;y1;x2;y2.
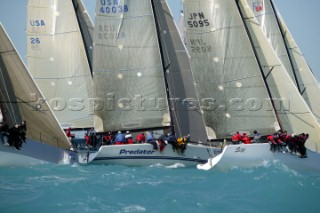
26;0;94;128
93;0;170;132
246;0;320;124
183;0;279;139
151;0;208;142
0;24;71;149
239;0;320;153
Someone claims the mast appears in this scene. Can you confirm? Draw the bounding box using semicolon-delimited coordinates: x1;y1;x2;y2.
269;0;301;93
235;0;283;131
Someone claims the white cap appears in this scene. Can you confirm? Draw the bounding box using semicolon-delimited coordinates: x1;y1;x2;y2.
126;131;130;134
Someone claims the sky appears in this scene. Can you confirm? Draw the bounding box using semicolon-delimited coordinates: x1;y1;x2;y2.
0;0;319;82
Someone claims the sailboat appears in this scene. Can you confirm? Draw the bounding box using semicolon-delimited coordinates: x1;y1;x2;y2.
26;0;94;129
0;23;76;165
181;0;320;171
246;0;320;123
77;0;221;166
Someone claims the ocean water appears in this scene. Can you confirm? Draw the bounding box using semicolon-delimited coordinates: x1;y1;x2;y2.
1;161;319;213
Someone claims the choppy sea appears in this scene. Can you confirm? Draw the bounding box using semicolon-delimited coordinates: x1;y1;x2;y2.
1;160;319;213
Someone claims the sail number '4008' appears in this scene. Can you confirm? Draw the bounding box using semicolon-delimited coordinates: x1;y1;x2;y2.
99;0;129;14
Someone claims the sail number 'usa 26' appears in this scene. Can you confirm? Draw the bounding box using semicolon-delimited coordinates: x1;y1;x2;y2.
99;0;128;14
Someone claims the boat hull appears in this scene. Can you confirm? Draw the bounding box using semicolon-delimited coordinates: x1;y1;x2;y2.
215;143;320;172
78;143;221;167
0;137;77;166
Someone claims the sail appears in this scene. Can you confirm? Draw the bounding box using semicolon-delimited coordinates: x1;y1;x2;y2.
151;0;208;142
177;11;186;45
93;0;170;132
276;13;320;123
26;0;94;129
183;0;279;139
72;0;94;71
246;0;299;87
0;24;71;149
239;0;320;152
246;0;320;123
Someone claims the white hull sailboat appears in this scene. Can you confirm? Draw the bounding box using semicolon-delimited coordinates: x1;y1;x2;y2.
75;0;221;166
183;0;320;171
198;143;320;172
0;23;76;165
78;143;221;166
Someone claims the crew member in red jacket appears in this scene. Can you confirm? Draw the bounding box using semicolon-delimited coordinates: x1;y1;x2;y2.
267;133;279;152
232;131;241;144
241;133;251;144
136;133;146;143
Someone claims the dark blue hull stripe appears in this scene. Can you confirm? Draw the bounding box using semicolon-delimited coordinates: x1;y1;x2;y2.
93;156;207;164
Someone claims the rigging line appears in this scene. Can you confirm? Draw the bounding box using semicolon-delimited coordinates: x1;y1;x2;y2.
0;85;17;123
277;110;316;129
236;0;283;131
0;65;18;124
269;0;302;93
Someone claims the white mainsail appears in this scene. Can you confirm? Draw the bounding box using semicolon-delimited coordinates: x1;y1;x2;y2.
26;0;93;128
93;0;171;132
0;24;71;149
239;0;320;153
183;0;279;139
246;0;320;123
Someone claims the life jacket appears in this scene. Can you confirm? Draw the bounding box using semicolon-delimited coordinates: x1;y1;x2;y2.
176;137;187;146
232;133;241;141
242;136;251;144
136;134;145;142
127;138;134;144
267;135;277;144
